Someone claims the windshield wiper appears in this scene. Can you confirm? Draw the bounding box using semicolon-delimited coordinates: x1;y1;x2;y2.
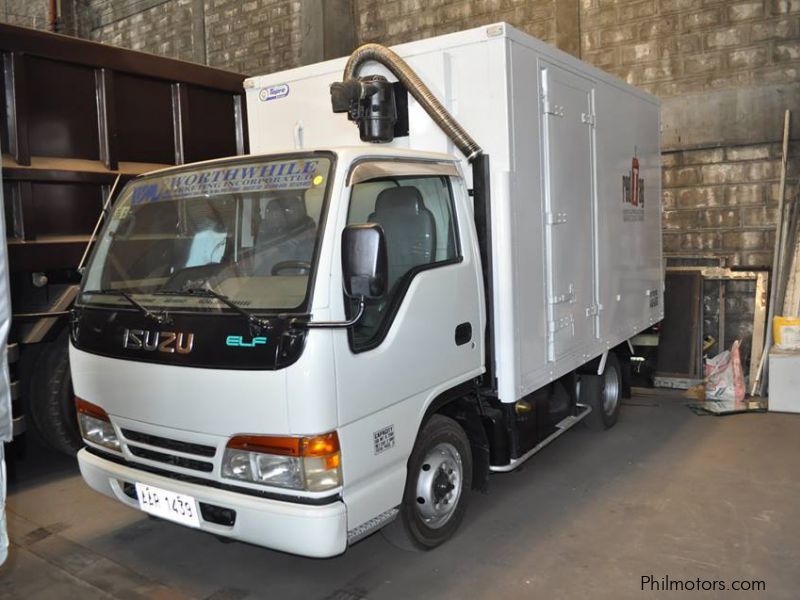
89;289;172;325
154;286;271;331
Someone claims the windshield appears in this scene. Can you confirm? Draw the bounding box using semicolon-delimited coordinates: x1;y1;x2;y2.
79;154;333;313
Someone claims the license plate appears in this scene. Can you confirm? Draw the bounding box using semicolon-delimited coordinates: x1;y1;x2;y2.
135;483;200;528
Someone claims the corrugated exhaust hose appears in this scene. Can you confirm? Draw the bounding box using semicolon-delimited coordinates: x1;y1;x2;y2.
340;43;483;163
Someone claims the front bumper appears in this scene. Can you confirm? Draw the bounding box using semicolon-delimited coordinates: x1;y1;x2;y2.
77;448;348;558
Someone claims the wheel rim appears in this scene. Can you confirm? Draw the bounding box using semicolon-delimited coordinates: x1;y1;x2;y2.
602;364;621;416
414;442;463;529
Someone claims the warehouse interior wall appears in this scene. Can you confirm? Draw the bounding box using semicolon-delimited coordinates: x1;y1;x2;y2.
1;0;798;344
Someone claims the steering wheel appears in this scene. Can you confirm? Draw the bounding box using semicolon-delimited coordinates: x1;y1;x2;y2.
161;263;222;291
271;260;312;276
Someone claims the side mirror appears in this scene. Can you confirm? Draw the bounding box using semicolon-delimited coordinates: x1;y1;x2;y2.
342;223;387;299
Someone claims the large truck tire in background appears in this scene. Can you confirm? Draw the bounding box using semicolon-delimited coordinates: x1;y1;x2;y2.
0;24;249;457
28;333;80;455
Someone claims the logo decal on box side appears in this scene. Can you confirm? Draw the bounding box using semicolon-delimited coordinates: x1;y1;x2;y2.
373;425;395;455
622;154;645;223
259;84;290;102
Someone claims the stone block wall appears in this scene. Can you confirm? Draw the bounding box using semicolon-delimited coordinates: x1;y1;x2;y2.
82;0;199;62
203;0;303;74
0;0;51;29
582;0;799;99
67;0;303;74
354;0;558;47
662;142;798;267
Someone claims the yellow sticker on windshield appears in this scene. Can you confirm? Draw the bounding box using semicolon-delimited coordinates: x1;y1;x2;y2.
313;175;324;186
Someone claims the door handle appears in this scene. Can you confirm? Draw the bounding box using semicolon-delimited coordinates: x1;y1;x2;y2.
455;322;472;346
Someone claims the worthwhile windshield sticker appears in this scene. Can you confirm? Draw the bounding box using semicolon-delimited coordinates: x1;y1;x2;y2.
129;159;324;205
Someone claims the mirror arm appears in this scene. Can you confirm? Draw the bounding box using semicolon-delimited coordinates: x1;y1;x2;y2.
291;299;365;329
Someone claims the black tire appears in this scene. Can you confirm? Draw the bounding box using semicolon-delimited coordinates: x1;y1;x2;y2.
382;414;472;551
580;352;622;431
28;333;83;455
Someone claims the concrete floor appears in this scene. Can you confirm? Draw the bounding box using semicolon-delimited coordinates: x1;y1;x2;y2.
1;391;799;599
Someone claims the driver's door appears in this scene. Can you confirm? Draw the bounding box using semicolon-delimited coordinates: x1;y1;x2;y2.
332;161;484;530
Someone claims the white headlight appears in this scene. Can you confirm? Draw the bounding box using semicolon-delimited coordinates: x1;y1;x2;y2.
221;433;342;492
221;449;304;489
78;413;120;451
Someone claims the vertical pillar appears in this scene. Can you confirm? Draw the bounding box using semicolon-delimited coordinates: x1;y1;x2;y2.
554;0;581;58
299;0;356;66
192;0;207;65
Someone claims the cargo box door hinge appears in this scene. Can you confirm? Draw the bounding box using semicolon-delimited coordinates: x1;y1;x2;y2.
581;112;596;127
547;313;575;361
543;99;565;118
546;212;568;225
547;314;574;334
549;283;575;306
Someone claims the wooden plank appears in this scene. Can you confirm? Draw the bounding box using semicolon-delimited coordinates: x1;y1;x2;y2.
3;51;30;166
7;236;90;272
780;196;800;317
749;272;769;389
753;110;791;396
785;237;800;317
1;154;169;179
18;180;35;241
234;95;247;156
0;23;246;92
171;82;189;165
95;68;118;171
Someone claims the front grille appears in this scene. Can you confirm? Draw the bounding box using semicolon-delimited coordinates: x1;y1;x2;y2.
128;445;214;473
121;429;216;457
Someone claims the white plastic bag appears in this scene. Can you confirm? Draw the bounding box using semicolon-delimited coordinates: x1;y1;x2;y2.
704;340;746;412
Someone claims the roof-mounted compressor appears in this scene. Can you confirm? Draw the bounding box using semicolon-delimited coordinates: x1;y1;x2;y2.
330;75;398;143
330;43;482;162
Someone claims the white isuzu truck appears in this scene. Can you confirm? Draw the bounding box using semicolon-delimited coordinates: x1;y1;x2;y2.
71;23;662;557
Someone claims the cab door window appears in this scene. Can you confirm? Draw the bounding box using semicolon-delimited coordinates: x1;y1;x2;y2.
345;175;460;351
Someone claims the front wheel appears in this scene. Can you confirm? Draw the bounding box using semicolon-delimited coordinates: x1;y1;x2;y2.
382;414;472;551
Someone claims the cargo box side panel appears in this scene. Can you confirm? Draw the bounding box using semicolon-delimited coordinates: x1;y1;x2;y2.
503;38;662;403
594;85;663;343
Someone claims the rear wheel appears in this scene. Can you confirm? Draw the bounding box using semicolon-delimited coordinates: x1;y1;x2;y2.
28;333;82;455
580;352;622;431
382;414;472;551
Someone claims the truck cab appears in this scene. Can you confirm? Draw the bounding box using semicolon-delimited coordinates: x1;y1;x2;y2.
72;147;486;557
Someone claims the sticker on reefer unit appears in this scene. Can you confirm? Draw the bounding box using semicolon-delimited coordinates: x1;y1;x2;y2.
259;83;290;102
622;155;645;222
